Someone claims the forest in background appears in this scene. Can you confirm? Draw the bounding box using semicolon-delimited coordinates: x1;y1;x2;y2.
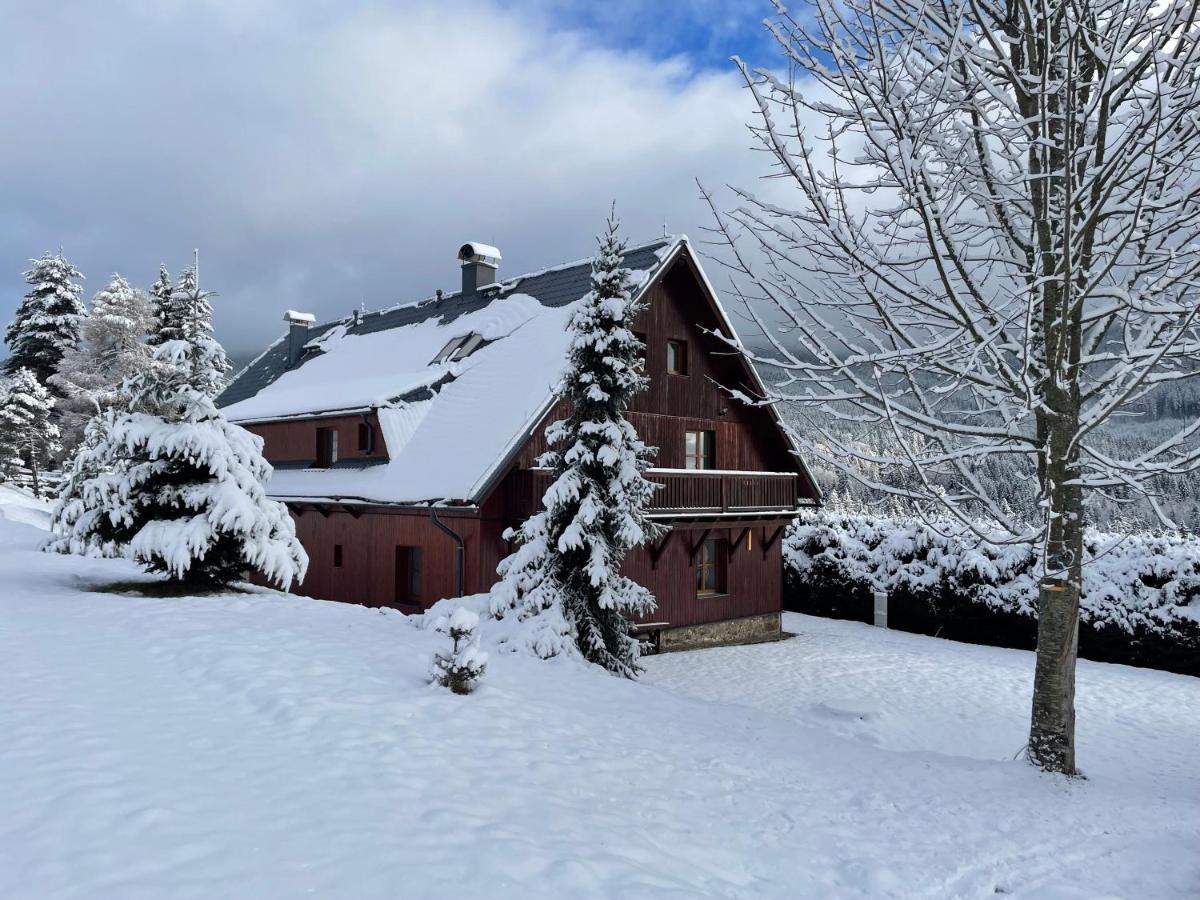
766;369;1200;534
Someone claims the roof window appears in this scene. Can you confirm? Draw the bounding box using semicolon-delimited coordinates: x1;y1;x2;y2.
431;332;486;365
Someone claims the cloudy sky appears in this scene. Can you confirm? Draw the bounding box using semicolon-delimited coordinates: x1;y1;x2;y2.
0;0;788;362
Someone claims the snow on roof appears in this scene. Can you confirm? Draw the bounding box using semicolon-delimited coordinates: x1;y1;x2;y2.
219;236;682;505
283;310;316;324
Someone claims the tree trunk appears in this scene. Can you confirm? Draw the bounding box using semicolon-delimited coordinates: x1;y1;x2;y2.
1028;403;1083;775
30;458;40;499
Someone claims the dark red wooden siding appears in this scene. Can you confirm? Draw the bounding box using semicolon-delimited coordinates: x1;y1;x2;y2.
290;507;485;608
519;261;801;474
250;413;388;464
622;523;786;628
253;248;806;634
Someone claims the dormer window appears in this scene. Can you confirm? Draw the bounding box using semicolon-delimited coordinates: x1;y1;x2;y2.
431;332;486;365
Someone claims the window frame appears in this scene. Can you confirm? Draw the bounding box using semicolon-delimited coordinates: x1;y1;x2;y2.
684;429;716;470
315;426;339;468
695;539;727;596
666;339;688;376
431;335;467;364
431;332;485;365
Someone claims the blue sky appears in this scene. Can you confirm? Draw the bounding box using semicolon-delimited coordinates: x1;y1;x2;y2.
518;1;779;68
0;0;788;361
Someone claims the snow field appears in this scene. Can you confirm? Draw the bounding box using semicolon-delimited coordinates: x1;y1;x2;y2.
1;489;1198;898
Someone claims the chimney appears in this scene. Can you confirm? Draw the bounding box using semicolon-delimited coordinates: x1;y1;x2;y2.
283;310;316;367
457;242;502;296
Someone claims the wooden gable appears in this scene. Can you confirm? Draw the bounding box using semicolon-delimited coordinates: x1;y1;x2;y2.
513;247;813;486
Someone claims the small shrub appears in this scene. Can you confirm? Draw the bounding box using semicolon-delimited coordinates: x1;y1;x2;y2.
429;607;488;695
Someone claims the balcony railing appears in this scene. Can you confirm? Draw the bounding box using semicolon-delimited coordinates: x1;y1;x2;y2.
505;468;801;520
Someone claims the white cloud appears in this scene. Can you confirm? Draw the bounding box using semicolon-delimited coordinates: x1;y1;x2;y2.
0;0;782;357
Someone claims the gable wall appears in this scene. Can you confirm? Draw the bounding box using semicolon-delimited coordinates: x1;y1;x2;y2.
248;413;388;464
515;255;798;473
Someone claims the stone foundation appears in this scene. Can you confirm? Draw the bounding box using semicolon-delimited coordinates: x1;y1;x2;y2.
656;612;781;653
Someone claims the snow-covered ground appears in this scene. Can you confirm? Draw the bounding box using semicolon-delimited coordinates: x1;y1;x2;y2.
2;485;1198;899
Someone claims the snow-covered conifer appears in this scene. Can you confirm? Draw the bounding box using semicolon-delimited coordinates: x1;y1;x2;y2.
491;214;662;677
50;274;153;454
167;267;227;395
47;273;305;589
147;265;173;346
429;607;488;695
0;367;60;497
4;252;85;384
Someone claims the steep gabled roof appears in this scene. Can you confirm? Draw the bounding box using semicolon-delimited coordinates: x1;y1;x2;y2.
218;237;680;505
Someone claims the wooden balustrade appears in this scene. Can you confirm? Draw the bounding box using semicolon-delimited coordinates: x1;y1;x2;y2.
505;468;800;520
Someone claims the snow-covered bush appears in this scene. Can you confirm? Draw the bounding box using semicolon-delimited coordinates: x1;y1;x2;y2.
490;214;661;677
785;512;1200;674
429;607;488;695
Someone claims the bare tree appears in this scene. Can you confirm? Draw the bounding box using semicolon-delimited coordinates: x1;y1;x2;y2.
707;0;1200;774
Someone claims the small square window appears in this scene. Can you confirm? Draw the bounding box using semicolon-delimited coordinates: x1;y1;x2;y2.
333;544;343;568
696;539;726;595
685;430;716;470
667;339;688;375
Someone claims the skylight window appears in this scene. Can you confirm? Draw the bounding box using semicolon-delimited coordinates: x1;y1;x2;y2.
430;332;486;365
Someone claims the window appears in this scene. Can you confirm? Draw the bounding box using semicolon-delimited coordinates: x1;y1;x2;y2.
696;539;726;595
357;422;369;452
431;332;485;365
394;546;423;606
315;427;338;468
666;339;688;375
685;430;716;470
333;544;343;568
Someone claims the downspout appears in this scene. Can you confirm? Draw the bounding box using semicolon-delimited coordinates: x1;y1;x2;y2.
430;508;465;597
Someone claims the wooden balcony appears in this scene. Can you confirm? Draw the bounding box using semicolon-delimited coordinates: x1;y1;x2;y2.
505;468;802;521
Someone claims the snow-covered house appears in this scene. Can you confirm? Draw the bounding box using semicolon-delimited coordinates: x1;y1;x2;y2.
218;237;820;649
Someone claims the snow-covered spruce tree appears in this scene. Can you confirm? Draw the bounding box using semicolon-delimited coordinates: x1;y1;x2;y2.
153;267;227;395
429;607;488;695
491;215;662;677
708;1;1200;774
0;367;60;497
147;265;172;347
48;275;306;589
49;274;153;455
4;252;85;385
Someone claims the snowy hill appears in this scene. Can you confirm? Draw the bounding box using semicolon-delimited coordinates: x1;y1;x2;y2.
1;494;1198;898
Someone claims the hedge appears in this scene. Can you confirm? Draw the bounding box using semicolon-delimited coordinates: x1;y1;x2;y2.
784;513;1200;677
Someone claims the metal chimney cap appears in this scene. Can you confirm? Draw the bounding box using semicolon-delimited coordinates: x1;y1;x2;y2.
283;309;316;324
457;242;502;268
